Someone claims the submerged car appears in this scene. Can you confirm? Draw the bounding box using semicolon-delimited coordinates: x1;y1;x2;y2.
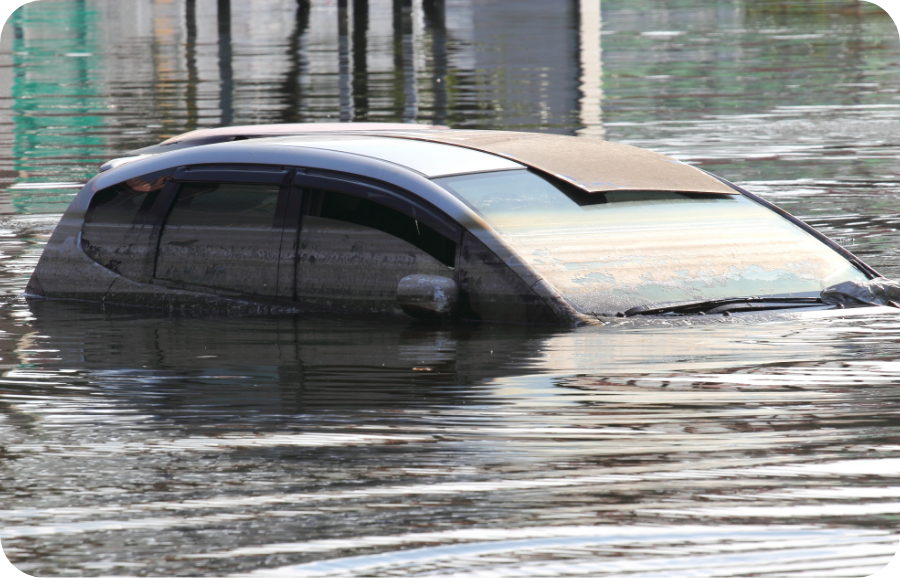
25;123;900;325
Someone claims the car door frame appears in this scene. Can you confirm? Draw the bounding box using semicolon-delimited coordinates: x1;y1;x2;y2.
145;164;295;300
92;163;466;307
284;167;466;303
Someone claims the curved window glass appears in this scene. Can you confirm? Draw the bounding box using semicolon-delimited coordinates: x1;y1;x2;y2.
295;187;454;312
82;171;171;279
303;188;456;267
435;170;870;315
156;182;284;296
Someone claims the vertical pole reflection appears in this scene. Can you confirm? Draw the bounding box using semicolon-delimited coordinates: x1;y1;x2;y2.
338;0;353;121
422;0;446;126
352;0;369;120
392;0;405;121
576;0;604;139
217;0;234;127
404;0;419;122
393;0;417;122
279;1;311;123
185;0;198;131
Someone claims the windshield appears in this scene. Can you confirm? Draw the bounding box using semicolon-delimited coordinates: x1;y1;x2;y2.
435;170;870;315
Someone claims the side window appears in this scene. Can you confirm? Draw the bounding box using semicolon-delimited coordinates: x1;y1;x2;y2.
82;171;171;279
155;182;285;296
305;188;456;267
295;187;457;312
165;183;281;228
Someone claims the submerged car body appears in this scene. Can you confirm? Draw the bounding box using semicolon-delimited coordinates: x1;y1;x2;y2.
25;123;897;325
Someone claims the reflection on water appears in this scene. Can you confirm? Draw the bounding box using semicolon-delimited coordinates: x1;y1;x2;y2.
2;0;900;576
4;303;900;576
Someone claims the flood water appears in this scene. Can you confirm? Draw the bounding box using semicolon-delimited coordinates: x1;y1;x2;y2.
2;0;900;576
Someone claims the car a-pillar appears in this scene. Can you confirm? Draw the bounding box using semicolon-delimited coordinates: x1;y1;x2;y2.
454;231;560;325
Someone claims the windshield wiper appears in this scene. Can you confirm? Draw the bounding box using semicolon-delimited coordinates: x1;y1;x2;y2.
623;296;824;317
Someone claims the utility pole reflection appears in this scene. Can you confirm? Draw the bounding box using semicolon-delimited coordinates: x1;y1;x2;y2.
392;0;418;122
217;0;234;126
352;0;369;120
185;0;198;131
422;0;447;125
279;0;311;123
577;0;604;138
338;0;353;120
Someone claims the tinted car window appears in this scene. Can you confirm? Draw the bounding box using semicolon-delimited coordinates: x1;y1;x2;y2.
165;183;280;228
155;182;284;296
82;172;171;279
435;170;871;315
86;186;155;226
295;187;454;312
305;188;456;267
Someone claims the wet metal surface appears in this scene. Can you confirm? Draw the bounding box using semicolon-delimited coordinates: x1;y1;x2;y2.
2;0;900;575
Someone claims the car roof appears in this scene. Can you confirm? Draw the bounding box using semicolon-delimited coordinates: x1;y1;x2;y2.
247;134;523;178
355;129;737;195
157;122;447;145
120;124;736;196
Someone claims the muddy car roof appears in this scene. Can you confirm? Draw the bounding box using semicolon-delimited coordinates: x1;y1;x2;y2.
360;129;737;195
97;135;525;192
248;134;524;178
128;123;448;156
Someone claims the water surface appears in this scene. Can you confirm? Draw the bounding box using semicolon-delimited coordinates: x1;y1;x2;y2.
1;1;900;576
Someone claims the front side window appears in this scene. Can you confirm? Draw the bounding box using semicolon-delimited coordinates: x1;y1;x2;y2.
435;170;870;314
305;188;456;267
295;187;454;311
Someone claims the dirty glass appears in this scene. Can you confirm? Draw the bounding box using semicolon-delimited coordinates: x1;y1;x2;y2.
435;170;871;314
81;173;171;279
305;188;456;267
84;171;171;227
295;188;453;312
155;183;284;295
85;186;151;227
165;183;281;228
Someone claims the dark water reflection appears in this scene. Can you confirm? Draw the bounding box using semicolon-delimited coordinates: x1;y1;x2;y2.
5;303;900;576
2;0;900;576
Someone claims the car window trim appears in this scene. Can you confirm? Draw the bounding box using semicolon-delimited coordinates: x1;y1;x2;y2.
292;169;463;244
88;166;465;294
151;168;295;289
173;165;291;186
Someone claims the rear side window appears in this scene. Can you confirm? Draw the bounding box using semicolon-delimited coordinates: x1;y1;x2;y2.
165;183;281;228
304;188;456;267
155;182;285;296
82;171;171;279
84;173;169;227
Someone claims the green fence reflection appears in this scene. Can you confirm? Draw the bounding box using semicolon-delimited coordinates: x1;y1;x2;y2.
9;0;106;212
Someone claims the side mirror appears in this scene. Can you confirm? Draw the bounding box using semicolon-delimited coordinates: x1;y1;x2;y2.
397;274;459;319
